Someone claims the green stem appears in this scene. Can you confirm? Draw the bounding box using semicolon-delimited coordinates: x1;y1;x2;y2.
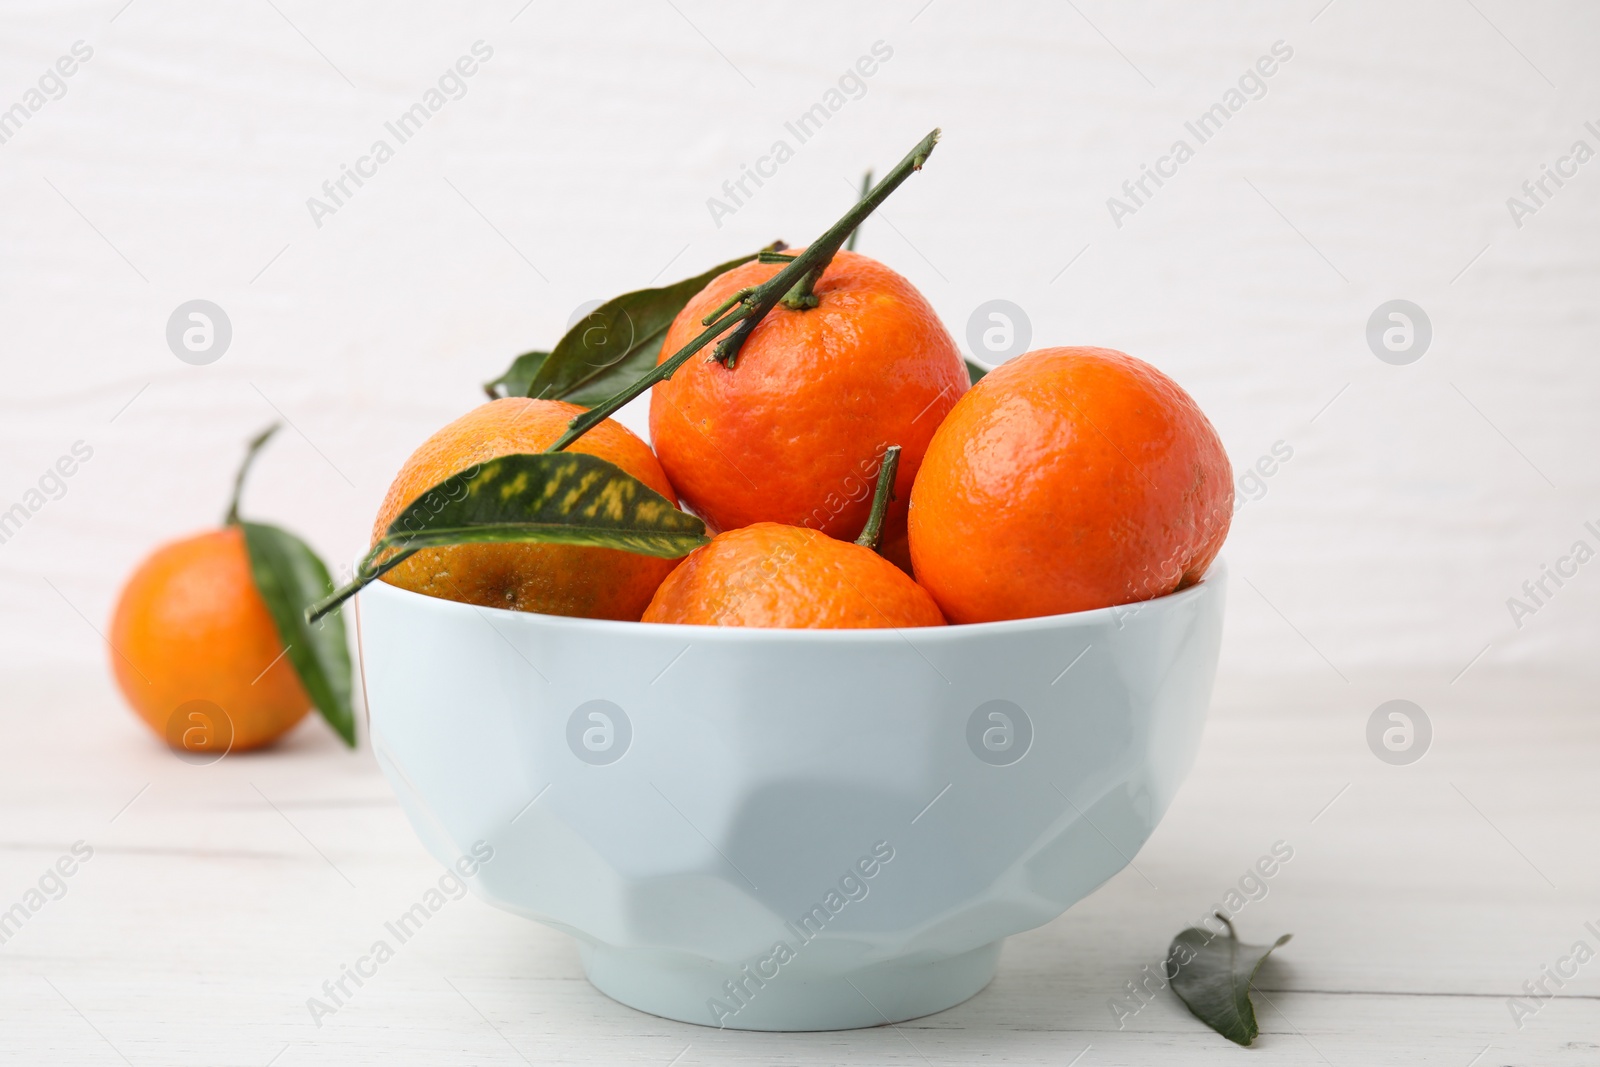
305;544;416;624
779;268;825;311
844;168;872;253
855;445;901;552
224;423;281;526
700;286;756;325
544;303;751;453
774;141;930;314
543;128;941;453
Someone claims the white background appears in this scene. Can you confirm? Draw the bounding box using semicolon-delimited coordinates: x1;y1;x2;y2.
2;0;1596;694
2;6;1598;1064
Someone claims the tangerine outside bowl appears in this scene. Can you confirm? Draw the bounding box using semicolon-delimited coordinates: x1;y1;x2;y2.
354;561;1226;1031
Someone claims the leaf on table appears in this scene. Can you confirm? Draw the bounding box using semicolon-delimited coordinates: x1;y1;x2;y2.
240;521;357;747
965;357;990;384
1167;914;1291;1046
483;252;760;406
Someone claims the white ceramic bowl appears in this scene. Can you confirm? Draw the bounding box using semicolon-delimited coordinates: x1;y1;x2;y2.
355;561;1226;1031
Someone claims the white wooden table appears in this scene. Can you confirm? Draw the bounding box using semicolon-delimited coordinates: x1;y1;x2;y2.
2;664;1594;1065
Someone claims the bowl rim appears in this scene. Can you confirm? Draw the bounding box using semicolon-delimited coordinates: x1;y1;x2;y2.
356;556;1226;646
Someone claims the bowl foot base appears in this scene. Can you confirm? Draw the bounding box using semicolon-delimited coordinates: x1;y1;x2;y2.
580;940;1001;1032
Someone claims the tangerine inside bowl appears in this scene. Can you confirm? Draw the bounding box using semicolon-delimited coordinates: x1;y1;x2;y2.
354;560;1227;1031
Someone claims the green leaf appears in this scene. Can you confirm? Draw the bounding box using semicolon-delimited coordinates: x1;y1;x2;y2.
482;350;551;401
1168;915;1291;1046
240;521;357;747
484;253;759;407
307;452;708;623
965;357;990;384
382;451;707;556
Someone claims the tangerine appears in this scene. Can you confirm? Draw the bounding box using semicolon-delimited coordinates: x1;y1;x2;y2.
649;250;967;541
373;397;680;620
642;522;945;629
908;346;1232;623
111;525;310;753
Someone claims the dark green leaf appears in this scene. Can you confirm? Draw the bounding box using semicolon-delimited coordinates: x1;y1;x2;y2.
485;253;759;407
240;521;357;747
307;452;709;623
483;350;551;401
966;357;990;384
1168;915;1291;1046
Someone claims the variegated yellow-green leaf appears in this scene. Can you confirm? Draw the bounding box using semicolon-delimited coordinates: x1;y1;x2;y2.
307;452;707;623
381;451;707;555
